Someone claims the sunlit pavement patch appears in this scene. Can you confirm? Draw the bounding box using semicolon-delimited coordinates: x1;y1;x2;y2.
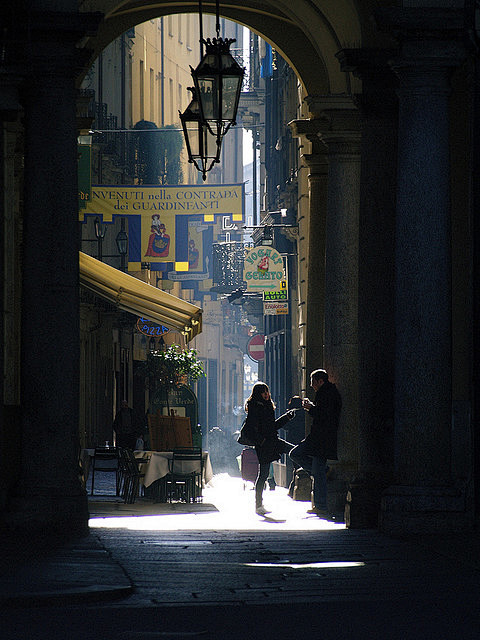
245;561;365;569
89;474;346;532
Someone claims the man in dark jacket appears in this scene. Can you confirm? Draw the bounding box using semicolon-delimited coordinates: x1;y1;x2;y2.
289;369;342;518
113;400;142;449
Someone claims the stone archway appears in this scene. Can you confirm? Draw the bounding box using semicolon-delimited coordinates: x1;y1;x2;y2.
76;0;369;517
79;0;367;98
7;1;471;536
3;0;373;534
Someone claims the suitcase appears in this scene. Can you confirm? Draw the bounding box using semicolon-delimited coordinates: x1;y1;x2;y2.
293;468;313;501
240;447;259;484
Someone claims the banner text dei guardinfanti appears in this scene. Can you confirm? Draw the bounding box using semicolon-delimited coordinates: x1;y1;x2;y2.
80;185;244;220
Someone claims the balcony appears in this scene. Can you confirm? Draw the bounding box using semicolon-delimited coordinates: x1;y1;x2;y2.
210;241;252;294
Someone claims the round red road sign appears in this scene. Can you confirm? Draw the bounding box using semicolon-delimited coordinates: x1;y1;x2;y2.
247;334;265;361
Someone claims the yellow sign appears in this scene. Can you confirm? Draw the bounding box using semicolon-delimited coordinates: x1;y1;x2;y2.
80;185;244;222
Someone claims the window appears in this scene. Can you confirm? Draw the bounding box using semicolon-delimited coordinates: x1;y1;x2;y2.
150;68;154;121
186;14;192;50
139;60;144;121
208;359;217;426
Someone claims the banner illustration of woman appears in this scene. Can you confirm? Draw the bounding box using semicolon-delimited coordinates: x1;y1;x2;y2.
145;214;170;258
188;239;200;269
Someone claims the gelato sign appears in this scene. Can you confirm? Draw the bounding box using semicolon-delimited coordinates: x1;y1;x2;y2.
243;245;285;292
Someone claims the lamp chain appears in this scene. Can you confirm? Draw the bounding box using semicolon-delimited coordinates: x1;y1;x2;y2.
215;0;220;38
198;0;204;57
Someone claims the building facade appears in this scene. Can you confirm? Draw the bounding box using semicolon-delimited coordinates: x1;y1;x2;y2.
77;15;245;464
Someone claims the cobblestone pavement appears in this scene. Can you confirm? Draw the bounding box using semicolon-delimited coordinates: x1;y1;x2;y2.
2;472;480;640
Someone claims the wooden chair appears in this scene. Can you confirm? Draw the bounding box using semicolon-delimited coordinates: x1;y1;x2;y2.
165;448;203;503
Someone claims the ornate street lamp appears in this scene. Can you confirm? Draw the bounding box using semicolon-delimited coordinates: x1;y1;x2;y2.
191;35;244;140
94;216;106;262
179;87;221;180
180;0;245;180
115;229;128;256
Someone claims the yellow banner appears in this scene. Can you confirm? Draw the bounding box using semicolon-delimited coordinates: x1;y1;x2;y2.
80;185;244;221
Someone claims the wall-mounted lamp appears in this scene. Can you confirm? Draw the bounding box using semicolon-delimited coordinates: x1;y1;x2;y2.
94;217;106;261
227;288;244;304
261;226;273;246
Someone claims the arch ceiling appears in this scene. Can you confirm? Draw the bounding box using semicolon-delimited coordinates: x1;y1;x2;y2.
78;0;384;101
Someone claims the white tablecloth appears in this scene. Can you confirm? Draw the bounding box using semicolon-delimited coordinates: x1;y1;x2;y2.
134;451;213;488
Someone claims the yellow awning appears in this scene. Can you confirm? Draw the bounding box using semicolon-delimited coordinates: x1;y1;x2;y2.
79;252;202;341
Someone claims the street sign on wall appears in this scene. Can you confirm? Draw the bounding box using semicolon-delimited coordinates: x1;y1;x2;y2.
263;289;288;301
247;334;265;361
263;301;289;315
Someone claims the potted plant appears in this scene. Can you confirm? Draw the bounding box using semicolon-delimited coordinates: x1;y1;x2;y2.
137;345;205;449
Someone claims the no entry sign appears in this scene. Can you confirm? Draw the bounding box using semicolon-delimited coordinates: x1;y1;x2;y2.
247;334;265;361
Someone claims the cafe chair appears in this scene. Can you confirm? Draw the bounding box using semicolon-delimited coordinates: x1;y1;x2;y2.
121;448;147;504
117;448;130;499
90;446;120;496
165;448;203;503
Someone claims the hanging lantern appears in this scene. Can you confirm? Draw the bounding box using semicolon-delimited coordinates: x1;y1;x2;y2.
180;0;245;179
179;87;221;181
191;36;245;141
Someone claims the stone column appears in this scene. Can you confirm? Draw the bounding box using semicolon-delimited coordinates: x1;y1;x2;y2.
5;11;100;535
0;71;23;512
336;50;399;527
307;97;362;510
289;119;329;390
375;8;469;533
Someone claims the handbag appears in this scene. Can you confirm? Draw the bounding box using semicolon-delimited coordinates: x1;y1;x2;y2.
237;417;258;446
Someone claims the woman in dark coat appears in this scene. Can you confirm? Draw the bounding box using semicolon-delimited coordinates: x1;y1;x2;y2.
244;382;294;515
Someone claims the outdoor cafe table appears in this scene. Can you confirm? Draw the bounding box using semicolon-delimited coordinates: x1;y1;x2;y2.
134;450;213;488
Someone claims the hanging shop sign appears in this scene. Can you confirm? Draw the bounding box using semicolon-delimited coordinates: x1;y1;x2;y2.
243;245;285;292
263;301;289;315
263;289;288;301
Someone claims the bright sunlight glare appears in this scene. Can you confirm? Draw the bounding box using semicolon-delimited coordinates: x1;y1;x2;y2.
89;474;347;532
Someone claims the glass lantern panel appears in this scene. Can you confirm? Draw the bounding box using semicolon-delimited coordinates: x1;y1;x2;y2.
201;125;220;161
188;127;200;158
222;76;241;121
198;77;218;121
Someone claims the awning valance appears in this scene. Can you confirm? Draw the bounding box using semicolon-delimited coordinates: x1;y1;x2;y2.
79;252;202;341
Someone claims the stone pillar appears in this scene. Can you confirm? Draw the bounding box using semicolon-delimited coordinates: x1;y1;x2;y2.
0;71;23;513
289;119;329;390
307;97;362;510
375;8;469;533
336;50;399;528
4;11;100;536
303;151;329;383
